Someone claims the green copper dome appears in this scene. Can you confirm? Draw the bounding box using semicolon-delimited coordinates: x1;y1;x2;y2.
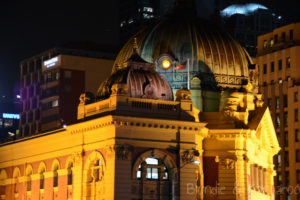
113;17;252;90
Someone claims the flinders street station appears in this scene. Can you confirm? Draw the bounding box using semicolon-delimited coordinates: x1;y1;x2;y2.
0;1;280;200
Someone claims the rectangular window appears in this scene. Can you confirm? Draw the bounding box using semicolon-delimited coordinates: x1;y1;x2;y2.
263;64;267;74
276;114;280;128
52;100;59;107
278;59;282;70
283;95;287;107
295;109;298;122
286;171;289;186
277;154;281;168
296;150;300;162
55;72;60;80
276;97;280;109
263;40;267;49
296;129;300;142
285;151;289;167
271;62;274;72
295;92;298;102
286;57;291;68
278;172;282;186
290;30;293;40
4;119;13;127
297;170;300;183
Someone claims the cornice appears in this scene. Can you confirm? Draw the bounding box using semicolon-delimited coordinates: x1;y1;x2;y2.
70;115;208;137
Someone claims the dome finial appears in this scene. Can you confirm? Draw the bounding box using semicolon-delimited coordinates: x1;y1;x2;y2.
133;37;139;54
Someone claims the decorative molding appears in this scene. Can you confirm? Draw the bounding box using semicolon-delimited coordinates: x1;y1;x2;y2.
70;117;205;135
181;149;199;164
218;157;236;170
115;144;134;160
72;151;83;166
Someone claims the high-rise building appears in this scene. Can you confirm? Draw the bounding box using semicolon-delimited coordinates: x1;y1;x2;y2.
221;2;282;57
256;22;300;200
19;47;115;137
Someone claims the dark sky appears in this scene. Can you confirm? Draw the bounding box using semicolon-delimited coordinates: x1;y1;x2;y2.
0;1;299;97
0;1;118;96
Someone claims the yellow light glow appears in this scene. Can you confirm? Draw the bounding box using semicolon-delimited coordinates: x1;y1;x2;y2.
162;60;171;69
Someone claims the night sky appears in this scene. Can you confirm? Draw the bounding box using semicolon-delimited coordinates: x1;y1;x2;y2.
0;1;118;96
0;0;299;97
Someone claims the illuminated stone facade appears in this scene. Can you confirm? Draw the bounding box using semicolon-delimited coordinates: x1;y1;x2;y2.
0;54;279;200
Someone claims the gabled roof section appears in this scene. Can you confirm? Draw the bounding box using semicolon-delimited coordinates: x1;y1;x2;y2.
248;106;280;155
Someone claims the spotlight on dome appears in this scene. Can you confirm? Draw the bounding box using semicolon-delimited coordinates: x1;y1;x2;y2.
162;60;171;70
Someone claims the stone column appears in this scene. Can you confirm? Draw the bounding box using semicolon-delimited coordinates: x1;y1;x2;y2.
114;144;132;200
72;151;84;199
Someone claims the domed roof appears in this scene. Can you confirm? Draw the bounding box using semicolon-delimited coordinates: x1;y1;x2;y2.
113;17;252;90
97;53;173;101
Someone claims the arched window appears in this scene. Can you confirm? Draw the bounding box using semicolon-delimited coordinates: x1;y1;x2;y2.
136;157;168;180
53;165;59;187
67;163;73;185
89;159;102;183
132;150;177;200
12;168;20;194
25;165;33;192
0;170;7;196
40;170;45;189
83;150;106;199
27;176;32;191
38;162;46;190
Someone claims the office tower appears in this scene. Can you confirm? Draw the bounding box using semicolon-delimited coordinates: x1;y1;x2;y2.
19;47;115;136
256;22;300;200
221;2;281;57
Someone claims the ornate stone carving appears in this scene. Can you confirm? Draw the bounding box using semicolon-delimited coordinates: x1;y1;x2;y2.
175;88;191;101
104;145;115;158
218;157;236;170
255;94;264;107
115;144;134;160
181;149;199;164
220;89;257;125
79;92;95;105
72;151;83;166
111;83;128;96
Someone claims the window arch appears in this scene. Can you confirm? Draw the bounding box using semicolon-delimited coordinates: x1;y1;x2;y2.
38;162;46;189
51;159;60;187
132;149;178;199
0;169;7;196
65;158;74;186
83;151;106;199
132;149;177;180
84;151;105;183
25;165;33;191
12;167;20;194
136;157;169;180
